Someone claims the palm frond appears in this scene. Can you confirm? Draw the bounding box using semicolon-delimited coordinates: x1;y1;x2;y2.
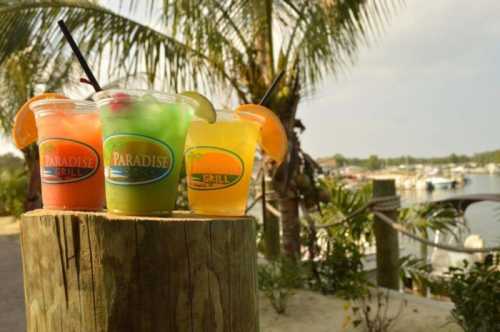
0;1;250;99
0;0;402;109
0;45;74;132
278;0;400;92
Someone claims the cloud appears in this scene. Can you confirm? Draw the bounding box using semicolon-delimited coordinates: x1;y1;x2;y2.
299;0;500;158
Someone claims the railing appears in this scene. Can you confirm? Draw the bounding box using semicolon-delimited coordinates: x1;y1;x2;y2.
251;178;500;290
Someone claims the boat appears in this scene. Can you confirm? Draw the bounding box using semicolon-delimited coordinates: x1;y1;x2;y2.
426;177;457;190
486;163;499;175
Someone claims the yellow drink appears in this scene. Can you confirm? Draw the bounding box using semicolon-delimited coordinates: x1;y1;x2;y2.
185;111;261;216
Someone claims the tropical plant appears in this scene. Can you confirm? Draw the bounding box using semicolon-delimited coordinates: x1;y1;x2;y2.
311;235;369;299
399;203;464;245
315;179;373;241
0;154;27;217
0;168;28;217
444;257;500;332
0;152;24;169
303;179;373;298
0;31;76;210
398;203;462;295
398;255;448;296
345;288;407;332
257;255;302;314
0;0;399;256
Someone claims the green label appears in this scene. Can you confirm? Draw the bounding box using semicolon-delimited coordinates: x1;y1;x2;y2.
185;146;244;190
104;134;174;185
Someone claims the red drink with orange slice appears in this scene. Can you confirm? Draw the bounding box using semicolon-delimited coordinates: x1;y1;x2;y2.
30;99;105;210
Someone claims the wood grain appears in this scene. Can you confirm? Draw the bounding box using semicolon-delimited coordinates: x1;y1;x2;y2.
20;210;259;332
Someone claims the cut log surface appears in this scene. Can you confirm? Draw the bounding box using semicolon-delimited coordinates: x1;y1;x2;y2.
20;210;259;332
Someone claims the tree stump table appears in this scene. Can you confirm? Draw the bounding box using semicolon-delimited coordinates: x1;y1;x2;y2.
20;210;259;332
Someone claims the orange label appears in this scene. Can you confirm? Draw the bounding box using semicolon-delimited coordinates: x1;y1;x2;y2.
186;146;244;190
39;138;99;184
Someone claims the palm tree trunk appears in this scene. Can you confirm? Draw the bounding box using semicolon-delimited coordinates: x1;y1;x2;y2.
23;146;42;211
274;98;302;260
249;1;303;260
279;188;300;259
262;170;281;260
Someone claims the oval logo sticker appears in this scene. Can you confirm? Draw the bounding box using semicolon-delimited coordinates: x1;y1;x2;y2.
186;146;244;190
104;134;174;185
39;138;100;184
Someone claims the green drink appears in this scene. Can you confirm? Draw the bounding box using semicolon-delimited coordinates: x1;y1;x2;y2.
94;90;195;215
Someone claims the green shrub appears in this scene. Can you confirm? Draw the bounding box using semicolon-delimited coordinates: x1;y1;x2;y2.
310;237;369;299
445;257;500;332
303;179;372;299
0;168;28;217
258;256;302;314
347;288;407;332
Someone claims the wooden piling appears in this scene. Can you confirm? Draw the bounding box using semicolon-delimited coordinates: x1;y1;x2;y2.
373;180;400;290
20;210;259;332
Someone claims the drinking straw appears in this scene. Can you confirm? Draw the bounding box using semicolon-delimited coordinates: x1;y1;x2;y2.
259;70;285;106
261;165;267;227
258;71;284;230
57;20;102;92
79;77;93;85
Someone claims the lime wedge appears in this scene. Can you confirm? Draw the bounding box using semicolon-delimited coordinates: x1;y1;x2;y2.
178;91;216;123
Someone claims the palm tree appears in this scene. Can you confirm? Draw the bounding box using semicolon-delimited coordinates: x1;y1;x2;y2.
0;0;399;258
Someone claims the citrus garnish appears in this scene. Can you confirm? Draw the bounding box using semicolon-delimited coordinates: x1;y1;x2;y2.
235;104;288;165
178;91;216;123
12;93;67;149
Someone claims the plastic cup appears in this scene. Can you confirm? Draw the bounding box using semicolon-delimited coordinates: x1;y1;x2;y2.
30;99;105;210
93;89;195;216
184;110;262;216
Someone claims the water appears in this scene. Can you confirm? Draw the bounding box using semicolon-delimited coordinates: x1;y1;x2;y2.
249;174;500;251
400;174;500;246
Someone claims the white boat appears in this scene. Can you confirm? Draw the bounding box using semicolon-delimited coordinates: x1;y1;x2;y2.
415;179;430;190
486;163;499;175
426;177;457;190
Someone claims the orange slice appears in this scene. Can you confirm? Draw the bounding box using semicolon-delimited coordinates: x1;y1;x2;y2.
236;104;288;165
12;93;67;149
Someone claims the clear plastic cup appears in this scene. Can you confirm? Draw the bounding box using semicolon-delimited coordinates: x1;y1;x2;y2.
184;110;262;216
30;99;105;210
93;89;195;215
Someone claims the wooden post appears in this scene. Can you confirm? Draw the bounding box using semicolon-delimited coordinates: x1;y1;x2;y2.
20;210;259;332
416;234;428;296
373;180;400;290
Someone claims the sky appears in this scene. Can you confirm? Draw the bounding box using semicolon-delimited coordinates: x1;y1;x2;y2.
2;0;500;159
299;0;500;158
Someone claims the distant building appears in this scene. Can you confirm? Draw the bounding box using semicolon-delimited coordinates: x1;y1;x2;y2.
319;158;337;169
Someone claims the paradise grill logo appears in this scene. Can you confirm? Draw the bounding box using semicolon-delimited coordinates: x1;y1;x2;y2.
186;146;244;190
39;138;100;184
104;134;174;185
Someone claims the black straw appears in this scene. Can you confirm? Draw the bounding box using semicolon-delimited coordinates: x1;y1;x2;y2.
58;20;102;92
259;70;285;106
